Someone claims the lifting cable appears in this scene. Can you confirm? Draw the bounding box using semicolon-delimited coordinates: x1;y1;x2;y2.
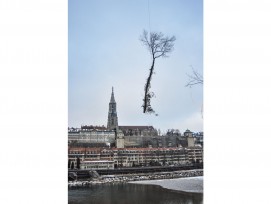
147;0;151;33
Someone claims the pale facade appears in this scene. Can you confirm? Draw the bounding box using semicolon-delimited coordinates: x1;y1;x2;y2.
116;130;124;148
187;147;203;163
81;160;114;170
68;146;202;168
68;129;115;144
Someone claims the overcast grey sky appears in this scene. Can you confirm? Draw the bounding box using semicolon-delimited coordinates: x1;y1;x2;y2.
68;0;203;133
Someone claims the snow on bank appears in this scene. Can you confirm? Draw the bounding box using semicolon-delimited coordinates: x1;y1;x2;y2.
129;176;203;193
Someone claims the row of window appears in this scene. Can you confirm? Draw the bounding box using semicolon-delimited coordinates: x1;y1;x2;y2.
69;150;188;154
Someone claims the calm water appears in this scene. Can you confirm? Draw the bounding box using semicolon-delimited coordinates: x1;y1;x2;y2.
68;183;203;204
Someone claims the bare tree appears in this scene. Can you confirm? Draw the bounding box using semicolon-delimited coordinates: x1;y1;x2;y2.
185;66;203;118
185;66;203;87
140;30;176;114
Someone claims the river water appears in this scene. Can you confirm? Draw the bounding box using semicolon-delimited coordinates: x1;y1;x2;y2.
68;183;203;204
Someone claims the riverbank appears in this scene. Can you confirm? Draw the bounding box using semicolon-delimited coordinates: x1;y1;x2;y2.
130;176;203;194
68;169;203;188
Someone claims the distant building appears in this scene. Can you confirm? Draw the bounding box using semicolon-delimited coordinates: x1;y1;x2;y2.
194;132;203;147
185;129;195;147
68;87;203;150
116;129;124;148
68;87;203;168
119;126;158;137
68;146;202;168
107;87;118;130
68;127;115;146
187;147;203;163
184;129;193;137
81;160;114;170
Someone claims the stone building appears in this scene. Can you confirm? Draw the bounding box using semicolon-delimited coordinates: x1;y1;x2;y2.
68;88;203;169
116;129;124;148
68;87;202;149
187;146;204;163
81;160;114;170
68;126;115;147
119;126;158;137
68;146;199;168
185;129;195;147
107;87;118;130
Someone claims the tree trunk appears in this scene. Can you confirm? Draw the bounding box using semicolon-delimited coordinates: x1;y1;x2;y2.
143;58;155;113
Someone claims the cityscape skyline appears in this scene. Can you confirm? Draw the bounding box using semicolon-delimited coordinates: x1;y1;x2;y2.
68;0;203;132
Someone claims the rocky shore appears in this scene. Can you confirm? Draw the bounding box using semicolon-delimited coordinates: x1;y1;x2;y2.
68;169;203;188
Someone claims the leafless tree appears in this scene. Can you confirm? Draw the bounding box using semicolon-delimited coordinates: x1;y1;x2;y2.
140;30;176;114
185;66;203;87
185;66;203;119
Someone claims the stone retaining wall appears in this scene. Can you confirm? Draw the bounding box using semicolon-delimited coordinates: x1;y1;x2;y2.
68;169;203;188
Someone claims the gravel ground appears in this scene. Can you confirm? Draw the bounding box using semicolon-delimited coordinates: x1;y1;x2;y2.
129;176;203;193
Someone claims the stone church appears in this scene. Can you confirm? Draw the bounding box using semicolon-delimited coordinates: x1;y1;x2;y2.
68;87;192;148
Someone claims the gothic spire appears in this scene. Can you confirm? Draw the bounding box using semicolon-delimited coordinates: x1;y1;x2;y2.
110;86;116;103
107;86;118;130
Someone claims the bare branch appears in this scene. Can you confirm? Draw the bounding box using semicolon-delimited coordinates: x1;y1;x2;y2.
185;66;203;87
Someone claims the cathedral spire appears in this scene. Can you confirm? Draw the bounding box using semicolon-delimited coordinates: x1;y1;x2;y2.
107;87;118;130
110;86;116;103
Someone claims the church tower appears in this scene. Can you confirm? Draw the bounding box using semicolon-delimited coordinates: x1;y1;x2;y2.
107;87;119;130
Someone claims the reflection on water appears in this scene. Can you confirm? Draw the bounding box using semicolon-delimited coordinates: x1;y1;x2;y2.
69;183;203;204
